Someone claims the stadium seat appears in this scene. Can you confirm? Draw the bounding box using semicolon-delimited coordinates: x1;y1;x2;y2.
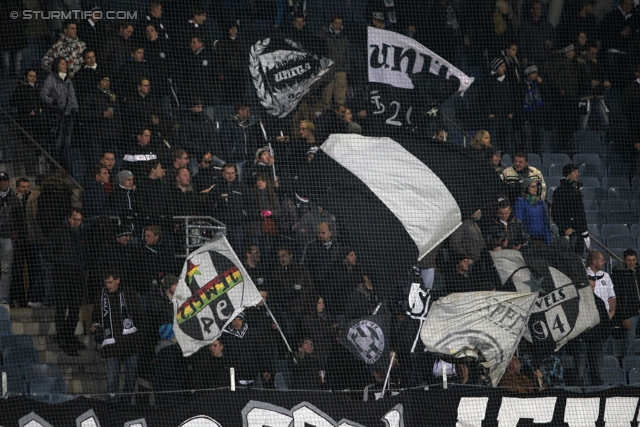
601;355;620;369
607;211;638;225
548;164;566;177
274;373;288;390
22;364;62;385
600;200;629;213
601;368;627;386
583;200;599;211
622;356;640;372
585;210;603;225
0;334;34;354
546;176;563;189
607;187;637;200
631;199;640;214
630;369;640;385
3;346;39;366
546;187;556;203
501;154;512;166
0;305;8;321
602;177;630;189
543;153;571;167
606;234;636;249
0;319;11;336
573;153;602;166
29;377;67;403
1;364;27;395
633;340;640;354
608;163;630;178
574;130;606;155
579;164;607;179
587;224;601;238
580;177;601;188
633;177;640;189
580;187;605;201
527;153;542;165
600;224;630;239
631;224;640;240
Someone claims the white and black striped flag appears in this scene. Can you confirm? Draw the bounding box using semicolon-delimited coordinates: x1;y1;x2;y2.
303;134;502;283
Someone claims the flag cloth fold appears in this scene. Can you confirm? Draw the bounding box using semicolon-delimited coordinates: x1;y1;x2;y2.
305;134;502;285
421;291;537;387
249;37;333;118
490;248;600;352
338;314;391;372
173;235;263;356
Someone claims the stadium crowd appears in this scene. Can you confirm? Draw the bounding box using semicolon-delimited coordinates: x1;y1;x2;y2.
0;0;639;400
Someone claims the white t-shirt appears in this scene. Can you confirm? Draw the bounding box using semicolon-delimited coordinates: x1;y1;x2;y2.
587;267;616;312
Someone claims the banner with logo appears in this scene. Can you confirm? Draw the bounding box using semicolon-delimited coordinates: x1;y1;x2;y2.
491;248;600;352
421;291;537;386
367;27;474;134
173;236;263;356
338;314;391;372
249;37;333;118
2;388;639;427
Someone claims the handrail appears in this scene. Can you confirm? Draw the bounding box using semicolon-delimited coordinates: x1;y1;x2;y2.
0;105;83;190
590;235;624;264
439;110;474;146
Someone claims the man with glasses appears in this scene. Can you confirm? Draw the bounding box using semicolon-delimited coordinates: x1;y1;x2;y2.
44;208;86;356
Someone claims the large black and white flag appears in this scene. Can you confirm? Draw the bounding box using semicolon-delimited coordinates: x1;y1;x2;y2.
421;291;538;386
491;247;600;352
303;134;502;284
173;236;263;356
367;27;474;133
338;315;391;372
249;37;333;118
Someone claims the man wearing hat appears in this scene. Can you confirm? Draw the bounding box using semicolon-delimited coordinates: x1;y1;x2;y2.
79;71;122;165
551;164;590;255
521;64;548;154
548;44;581;148
482;57;517;154
245;146;279;184
0;172;25;306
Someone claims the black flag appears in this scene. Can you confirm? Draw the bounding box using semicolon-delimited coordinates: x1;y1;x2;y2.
338;315;391;372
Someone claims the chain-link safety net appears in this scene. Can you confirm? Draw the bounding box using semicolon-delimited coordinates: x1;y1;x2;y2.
0;0;640;425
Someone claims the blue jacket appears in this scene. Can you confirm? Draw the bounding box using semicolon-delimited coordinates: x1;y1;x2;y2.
514;196;552;244
83;180;117;218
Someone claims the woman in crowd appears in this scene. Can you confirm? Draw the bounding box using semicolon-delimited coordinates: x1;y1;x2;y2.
339;108;362;134
246;173;281;262
498;356;545;393
302;296;338;363
514;178;552;245
290;338;327;390
10;69;47;144
40;57;78;169
470;130;493;151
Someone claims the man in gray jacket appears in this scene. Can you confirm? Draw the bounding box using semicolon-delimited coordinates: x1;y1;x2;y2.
318;14;350;111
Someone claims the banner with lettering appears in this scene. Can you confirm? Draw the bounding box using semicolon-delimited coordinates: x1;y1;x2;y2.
491;248;600;354
2;388;639;427
421;291;537;386
173;235;263;356
367;27;474;134
249;37;333;118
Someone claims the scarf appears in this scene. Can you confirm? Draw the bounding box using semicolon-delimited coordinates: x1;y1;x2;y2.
223;322;248;339
101;288;137;346
58;72;67;80
329;24;342;37
324;240;333;250
525;194;540;205
0;189;10;198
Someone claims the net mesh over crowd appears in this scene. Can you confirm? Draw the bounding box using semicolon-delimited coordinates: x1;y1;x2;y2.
0;0;640;425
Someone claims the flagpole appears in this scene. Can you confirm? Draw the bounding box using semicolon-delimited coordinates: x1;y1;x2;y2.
380;351;396;399
262;300;296;362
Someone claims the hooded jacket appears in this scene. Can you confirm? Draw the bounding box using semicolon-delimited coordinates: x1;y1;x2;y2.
514;178;553;244
503;164;547;199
